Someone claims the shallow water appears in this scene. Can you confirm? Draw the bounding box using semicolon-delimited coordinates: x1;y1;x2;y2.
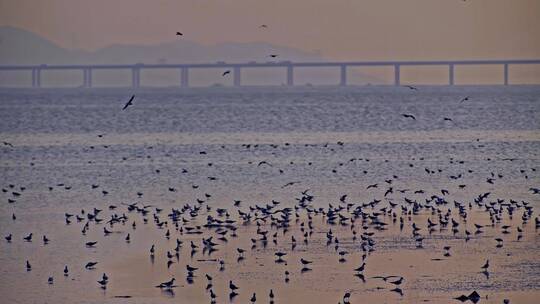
0;86;539;303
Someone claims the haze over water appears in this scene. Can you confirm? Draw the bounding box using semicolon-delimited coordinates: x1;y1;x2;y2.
0;86;539;303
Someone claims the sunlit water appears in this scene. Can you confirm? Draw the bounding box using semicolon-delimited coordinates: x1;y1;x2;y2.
0;86;539;303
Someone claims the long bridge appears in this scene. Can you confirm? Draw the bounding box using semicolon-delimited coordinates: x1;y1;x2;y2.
0;59;539;88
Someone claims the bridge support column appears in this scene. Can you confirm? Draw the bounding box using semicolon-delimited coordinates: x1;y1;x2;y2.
181;68;189;87
449;64;454;86
31;69;36;87
286;66;294;86
504;63;509;85
83;68;92;88
132;68;140;88
394;64;400;86
340;65;347;86
233;67;241;86
32;68;42;88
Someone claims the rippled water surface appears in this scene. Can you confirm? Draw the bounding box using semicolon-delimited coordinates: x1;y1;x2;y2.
0;86;539;303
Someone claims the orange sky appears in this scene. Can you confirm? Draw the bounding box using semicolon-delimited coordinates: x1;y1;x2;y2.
1;0;539;60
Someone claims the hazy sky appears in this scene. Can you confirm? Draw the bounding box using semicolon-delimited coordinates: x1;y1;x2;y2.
1;0;539;60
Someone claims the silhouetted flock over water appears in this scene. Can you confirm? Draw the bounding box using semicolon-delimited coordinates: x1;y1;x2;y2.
2;92;540;303
4;150;539;302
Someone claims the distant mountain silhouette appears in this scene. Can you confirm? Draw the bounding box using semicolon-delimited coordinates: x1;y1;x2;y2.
0;26;386;86
0;26;322;65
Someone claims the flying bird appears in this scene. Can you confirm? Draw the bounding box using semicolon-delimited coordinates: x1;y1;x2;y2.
122;95;135;110
257;161;272;167
404;85;418;90
222;70;231;76
282;181;300;188
460;96;470;103
175;32;183;36
401;113;416;120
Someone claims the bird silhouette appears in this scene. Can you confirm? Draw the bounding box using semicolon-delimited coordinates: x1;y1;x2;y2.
401;113;416;120
122;95;135;110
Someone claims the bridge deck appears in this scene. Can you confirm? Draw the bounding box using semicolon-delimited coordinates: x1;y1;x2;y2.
0;60;539;88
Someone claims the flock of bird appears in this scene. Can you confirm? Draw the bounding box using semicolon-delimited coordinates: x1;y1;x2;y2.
3;136;539;303
2;86;539;304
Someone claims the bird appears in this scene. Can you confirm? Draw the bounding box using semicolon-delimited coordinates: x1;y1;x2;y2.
250;293;257;303
269;54;278;58
5;234;12;242
460;96;470;103
353;263;366;272
257;161;272;167
222;70;231;76
229;280;239;291
481;259;489;271
64;265;69;276
85;262;98;269
186;265;198;272
26;260;31;271
275;251;287;262
259;24;268;28
23;233;33;242
343;292;351;303
405;85;418;90
401;113;416;120
48;276;54;284
175;32;183;36
281;181;300;188
122;95;135;110
156;278;176;288
97;278;108;289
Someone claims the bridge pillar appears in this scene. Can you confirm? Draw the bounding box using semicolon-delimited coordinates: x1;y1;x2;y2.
181;68;189;87
31;68;42;88
83;68;92;88
504;63;509;85
449;64;455;86
132;67;140;88
394;64;400;86
286;66;294;86
31;69;36;87
340;65;347;86
233;66;241;86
